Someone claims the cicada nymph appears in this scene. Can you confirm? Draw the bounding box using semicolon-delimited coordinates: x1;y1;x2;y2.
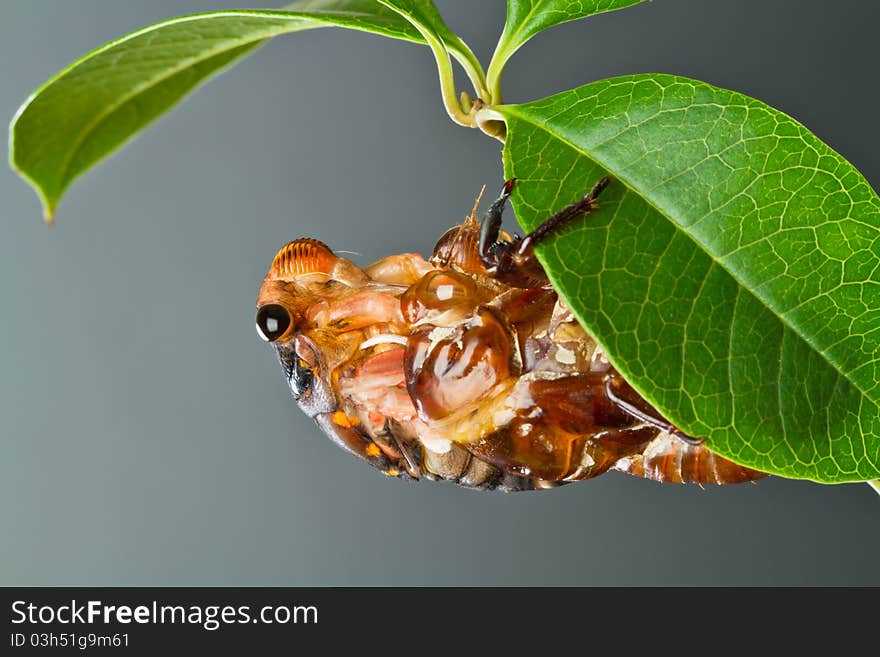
256;179;764;491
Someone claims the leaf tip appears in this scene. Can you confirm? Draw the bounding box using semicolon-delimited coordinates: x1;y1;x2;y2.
10;153;60;224
19;171;59;225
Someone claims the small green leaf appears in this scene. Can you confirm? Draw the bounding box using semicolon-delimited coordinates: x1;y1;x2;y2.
487;0;647;101
8;0;463;222
498;74;880;483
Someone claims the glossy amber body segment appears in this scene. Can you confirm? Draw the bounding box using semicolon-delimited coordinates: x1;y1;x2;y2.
256;201;764;491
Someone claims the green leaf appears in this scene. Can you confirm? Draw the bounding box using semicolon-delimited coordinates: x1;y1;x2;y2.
497;74;880;483
487;0;647;101
9;0;468;222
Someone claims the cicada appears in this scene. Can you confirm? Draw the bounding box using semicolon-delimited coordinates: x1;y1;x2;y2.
256;179;763;491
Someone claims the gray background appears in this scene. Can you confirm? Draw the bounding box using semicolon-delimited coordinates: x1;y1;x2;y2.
2;0;879;586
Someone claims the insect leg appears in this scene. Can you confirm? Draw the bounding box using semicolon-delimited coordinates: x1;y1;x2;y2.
522;176;611;250
478;178;517;268
603;375;704;445
389;431;422;480
483;177;611;288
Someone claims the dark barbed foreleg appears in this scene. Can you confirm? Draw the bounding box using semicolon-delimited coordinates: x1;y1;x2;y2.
478;178;517;268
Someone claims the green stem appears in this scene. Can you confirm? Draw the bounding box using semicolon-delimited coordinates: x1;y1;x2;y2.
376;2;488;127
421;28;469;126
868;479;880;497
485;43;511;106
450;47;489;102
379;6;469;126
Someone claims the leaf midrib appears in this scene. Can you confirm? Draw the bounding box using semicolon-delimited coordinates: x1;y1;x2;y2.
500;1;544;57
500;103;869;407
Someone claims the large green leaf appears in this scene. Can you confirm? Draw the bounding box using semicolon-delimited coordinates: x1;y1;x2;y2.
9;0;472;222
487;0;648;100
498;74;880;483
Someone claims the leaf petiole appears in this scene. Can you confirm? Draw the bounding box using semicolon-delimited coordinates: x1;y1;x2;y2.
485;44;510;106
377;0;489;128
450;44;489;103
405;16;470;126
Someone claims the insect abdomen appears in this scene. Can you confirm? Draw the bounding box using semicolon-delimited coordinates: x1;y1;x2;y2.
615;433;764;484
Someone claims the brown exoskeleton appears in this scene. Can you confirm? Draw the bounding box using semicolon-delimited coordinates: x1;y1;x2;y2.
256;178;763;491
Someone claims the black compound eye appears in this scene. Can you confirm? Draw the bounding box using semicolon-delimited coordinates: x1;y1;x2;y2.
255;304;291;342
